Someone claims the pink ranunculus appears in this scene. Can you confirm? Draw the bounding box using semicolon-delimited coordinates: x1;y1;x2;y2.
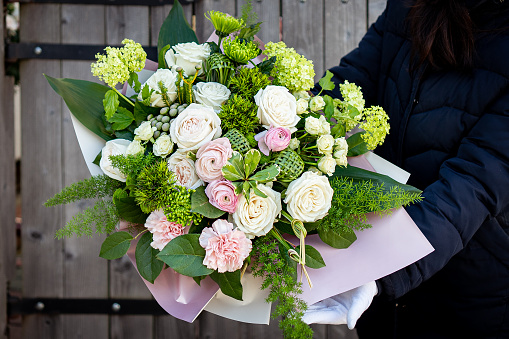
205;180;239;214
199;219;252;273
195;137;233;183
255;127;291;156
144;209;185;251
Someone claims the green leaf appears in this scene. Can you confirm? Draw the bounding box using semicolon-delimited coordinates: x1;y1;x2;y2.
318;227;357;249
249;165;280;183
244;149;261;178
222;153;245;181
318;70;335;92
257;56;276;75
158;44;172;69
113;188;149;224
324;95;335;119
210;270;243;301
103;89;119;120
134;101;158;125
249;181;267;198
243;181;251;201
135;232;164;283
193;275;207;286
331;122;346;138
346;132;370;157
92;151;102;166
232;181;244;195
157;234;214;277
128;72;142;93
109;107;135;130
346;104;361;119
158;0;199;68
295;245;326;269
190;186;226;218
277;242;297;282
238;22;262;41
99;231;133;259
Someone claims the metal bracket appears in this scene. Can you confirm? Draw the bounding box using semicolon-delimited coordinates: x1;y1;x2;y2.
5;0;195;5
6;43;158;61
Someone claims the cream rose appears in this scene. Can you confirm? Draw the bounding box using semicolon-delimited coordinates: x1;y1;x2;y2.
194;82;231;111
126;139;145;155
169;103;222;152
232;184;282;239
99;139;131;182
317;134;335;155
153;134;174;158
293;90;311;101
137;69;178;107
309;95;326;112
296;98;309;115
165;42;211;76
284;171;334;222
134;121;156;141
254;85;300;132
288;138;300;150
334;137;348;167
318;154;336;176
167;151;203;189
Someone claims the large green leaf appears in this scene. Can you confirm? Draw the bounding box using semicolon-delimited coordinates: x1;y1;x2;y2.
157;0;199;67
222;153;245;181
109;107;135;130
244;149;261;178
113;189;149;224
346;132;370;157
318;227;357;249
190;186;226;218
295;245;326;269
135;232;164;284
99;232;133;259
210;270;243;301
318;70;335;92
157;234;214;277
249;165;280;183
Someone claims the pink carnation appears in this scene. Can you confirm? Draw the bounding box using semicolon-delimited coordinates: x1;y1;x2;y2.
255;127;291;156
195;137;233;183
145;209;185;251
199;219;252;273
205;180;239;214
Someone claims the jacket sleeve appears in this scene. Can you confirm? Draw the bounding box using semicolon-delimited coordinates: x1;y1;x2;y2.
378;89;509;299
312;3;388;105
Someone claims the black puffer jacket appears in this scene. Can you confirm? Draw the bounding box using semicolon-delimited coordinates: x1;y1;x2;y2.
315;0;509;337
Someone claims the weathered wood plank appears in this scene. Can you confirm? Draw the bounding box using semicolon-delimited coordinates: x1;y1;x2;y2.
19;3;64;338
236;0;280;43
194;0;237;43
154;315;196;339
328;324;359;339
368;0;387;26
281;0;324;82
60;4;109;338
149;4;193;47
106;5;150;44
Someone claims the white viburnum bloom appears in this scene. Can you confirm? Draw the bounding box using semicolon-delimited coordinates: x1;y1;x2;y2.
232;184;282;239
309;96;326;112
254;85;300;132
167;151;203;189
334;137;349;167
169;103;222;152
165;42;211;76
126;139;145;155
317;134;335;155
134;121;156;141
293;90;311;101
99;139;131;182
288;138;300;150
137;68;178;107
296;98;309;115
194;82;231;111
284;171;334;222
153;134;174;158
318;154;336;176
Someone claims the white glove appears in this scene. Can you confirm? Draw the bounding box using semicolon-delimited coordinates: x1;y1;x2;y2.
301;281;377;329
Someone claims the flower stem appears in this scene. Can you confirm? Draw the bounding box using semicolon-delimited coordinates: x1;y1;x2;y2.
269;228;293;251
134;228;149;240
113;87;135;107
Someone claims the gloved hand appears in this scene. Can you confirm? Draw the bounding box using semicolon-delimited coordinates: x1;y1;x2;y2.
301;281;378;329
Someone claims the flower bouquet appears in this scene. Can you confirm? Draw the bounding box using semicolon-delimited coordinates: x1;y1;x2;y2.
44;2;433;338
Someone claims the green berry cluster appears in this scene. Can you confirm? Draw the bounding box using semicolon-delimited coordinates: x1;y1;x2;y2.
146;103;189;139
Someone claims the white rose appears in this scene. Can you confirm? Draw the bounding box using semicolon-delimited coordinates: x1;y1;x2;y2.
318;154;336;176
284;171;334;222
194;82;231;111
334;137;348;167
169;103;222;152
296;98;309;115
167;151;203;189
254;86;300;132
99;139;131;182
126;139;145;155
288;138;300;150
305;116;321;135
137;69;178;107
153;134;174;158
293;90;311;101
319;115;331;135
309;96;326;112
165;42;211;76
317;134;335;154
134;121;156;141
232;184;282;239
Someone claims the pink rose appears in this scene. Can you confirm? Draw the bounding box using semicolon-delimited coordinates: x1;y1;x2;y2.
205;180;239;214
144;209;185;251
195;137;233;183
255;127;291;156
199;219;252;273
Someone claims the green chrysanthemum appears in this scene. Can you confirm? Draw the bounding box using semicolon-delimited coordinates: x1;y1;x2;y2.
205;11;245;37
223;36;260;65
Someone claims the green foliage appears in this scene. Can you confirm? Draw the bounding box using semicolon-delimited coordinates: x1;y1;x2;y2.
210;270;243;301
191;186;225;218
218;94;259;137
109;152;156;182
45;175;123;207
229;67;270;100
135;232;164;283
55;199;120;239
99;231;133;259
251;237;313;339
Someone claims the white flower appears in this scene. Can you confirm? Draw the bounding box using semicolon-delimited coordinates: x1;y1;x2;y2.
167;151;203;189
232;184;282;239
319;115;331;135
126;139;145;155
284;171;334;222
254;85;300;132
134;121;156;141
309;96;325;112
99;139;131;182
137;69;178;107
305;116;321;135
317;134;335;154
194;82;231;111
293;90;311;101
288;138;300;150
318;154;336;176
165;42;211;76
169;103;222;152
296;98;309;115
153;134;174;158
334;137;349;167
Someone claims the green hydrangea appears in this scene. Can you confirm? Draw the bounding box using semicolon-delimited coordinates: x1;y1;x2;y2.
223;36;260;64
264;41;315;92
339;80;365;113
359;106;390;150
91;38;146;87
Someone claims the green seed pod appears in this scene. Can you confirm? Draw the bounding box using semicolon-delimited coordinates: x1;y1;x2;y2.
153;131;160;139
170;103;178;109
156;122;163;130
161;116;170;123
147;114;153;120
160;107;169;115
156;115;163;121
169;108;178;117
161;131;167;136
151;120;157;127
162;123;170;131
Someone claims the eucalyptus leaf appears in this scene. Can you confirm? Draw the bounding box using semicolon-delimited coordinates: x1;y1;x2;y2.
190;186;226;218
135;232;164;283
244;149;261;178
318;227;357;249
295;245;326;269
210;270;243;301
347;132;370;157
99;231;133;259
249;165;280;183
318;70;335;92
103;90;119;120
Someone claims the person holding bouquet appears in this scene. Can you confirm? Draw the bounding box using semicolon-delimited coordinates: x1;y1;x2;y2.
305;0;509;337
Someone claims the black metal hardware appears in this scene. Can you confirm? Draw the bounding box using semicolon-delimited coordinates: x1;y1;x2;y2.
5;0;195;5
5;43;158;61
8;295;168;315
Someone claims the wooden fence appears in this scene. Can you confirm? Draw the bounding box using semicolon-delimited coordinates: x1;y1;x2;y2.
0;0;387;338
